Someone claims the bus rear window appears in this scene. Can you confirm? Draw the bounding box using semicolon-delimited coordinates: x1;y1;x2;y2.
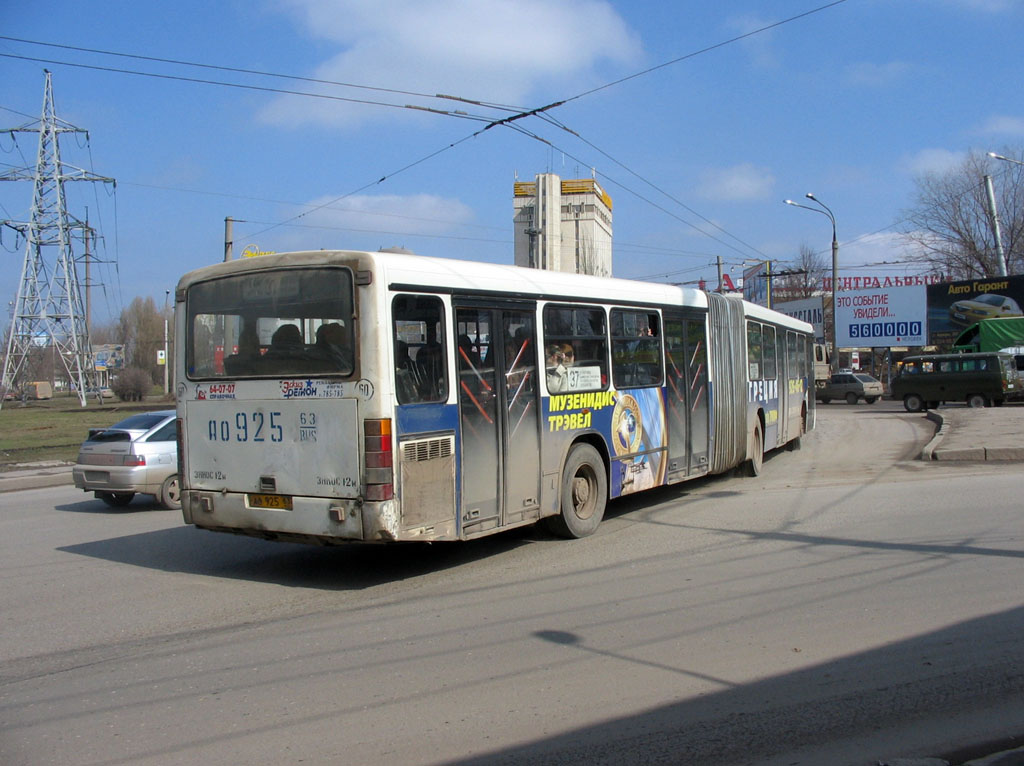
186;268;355;379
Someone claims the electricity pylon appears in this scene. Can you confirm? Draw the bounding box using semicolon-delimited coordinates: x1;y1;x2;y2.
1;70;115;407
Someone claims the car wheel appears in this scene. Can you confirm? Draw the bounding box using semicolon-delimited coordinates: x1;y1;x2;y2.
97;491;135;507
966;393;987;408
543;443;607;539
820;397;831;405
159;474;181;510
903;394;924;413
845;392;859;405
865;396;878;404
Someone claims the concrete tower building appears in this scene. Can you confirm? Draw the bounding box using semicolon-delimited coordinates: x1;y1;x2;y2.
513;173;613;277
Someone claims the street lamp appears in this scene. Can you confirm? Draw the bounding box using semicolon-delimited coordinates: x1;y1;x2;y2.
988;151;1024;167
785;193;839;373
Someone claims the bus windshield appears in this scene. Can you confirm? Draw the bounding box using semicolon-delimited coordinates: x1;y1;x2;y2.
186;267;355;379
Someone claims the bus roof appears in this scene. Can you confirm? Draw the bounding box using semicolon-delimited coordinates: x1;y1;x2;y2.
176;249;811;333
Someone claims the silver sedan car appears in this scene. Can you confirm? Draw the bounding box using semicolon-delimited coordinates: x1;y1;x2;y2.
73;410;180;509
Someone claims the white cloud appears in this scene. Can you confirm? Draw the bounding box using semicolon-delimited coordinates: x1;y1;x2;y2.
698;163;775;202
726;14;778;68
903;148;966;176
977;115;1024;136
262;0;641;128
842;61;912;87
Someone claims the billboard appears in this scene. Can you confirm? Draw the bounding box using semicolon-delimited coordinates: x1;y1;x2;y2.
742;261;771;308
835;285;927;347
926;275;1024;349
775;297;825;343
92;344;125;371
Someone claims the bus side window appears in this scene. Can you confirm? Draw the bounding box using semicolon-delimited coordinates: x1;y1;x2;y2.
393;295;447;404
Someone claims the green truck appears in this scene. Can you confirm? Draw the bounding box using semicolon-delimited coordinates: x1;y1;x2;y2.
953;316;1024;355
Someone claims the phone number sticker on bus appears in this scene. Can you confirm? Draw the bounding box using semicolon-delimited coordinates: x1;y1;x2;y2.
196;383;236;400
279;379;374;399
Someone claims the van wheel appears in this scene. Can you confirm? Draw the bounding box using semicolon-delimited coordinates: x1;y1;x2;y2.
845;392;858;405
159;474;181;510
744;421;764;477
966;394;987;408
903;394;924;413
544;444;607;539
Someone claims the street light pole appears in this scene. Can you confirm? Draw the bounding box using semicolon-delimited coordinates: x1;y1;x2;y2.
785;194;839;373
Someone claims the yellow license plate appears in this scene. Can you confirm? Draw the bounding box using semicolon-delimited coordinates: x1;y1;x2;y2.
248;493;293;510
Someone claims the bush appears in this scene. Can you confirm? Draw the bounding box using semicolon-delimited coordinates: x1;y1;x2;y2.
111;368;153;402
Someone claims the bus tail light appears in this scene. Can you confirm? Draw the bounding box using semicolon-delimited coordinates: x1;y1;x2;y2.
363;418;394;500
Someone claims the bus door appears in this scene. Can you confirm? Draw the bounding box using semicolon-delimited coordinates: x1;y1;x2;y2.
454;304;541;536
664;311;710;478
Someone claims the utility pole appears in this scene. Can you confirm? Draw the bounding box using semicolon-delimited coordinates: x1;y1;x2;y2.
0;70;115;407
982;175;1009;277
224;216;234;262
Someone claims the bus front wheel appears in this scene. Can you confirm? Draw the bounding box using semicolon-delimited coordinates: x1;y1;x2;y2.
545;443;607;539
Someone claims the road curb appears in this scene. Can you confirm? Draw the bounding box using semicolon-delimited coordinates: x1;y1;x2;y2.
921;410;945;460
0;463;74;493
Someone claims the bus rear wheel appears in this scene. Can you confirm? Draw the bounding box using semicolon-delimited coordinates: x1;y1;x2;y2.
903;394;924;413
544;443;607;539
967;393;987;408
744;421;764;477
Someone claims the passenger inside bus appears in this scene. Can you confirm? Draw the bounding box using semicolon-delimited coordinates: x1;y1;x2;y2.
314;322;352;372
224;324;261;376
546;343;570;392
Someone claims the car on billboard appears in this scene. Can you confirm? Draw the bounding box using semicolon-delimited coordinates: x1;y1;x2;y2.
949;293;1023;325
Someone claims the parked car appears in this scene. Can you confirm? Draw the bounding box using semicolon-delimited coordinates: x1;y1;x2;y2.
890;352;1020;412
816;372;884;404
72;410;180;509
949;293;1023;325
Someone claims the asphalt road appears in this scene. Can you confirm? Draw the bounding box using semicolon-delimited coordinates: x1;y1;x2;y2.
1;402;1022;766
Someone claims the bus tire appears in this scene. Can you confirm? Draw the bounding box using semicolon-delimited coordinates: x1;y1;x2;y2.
159;474;181;510
967;393;987;408
545;443;607;539
903;394;924;413
744;421;764;477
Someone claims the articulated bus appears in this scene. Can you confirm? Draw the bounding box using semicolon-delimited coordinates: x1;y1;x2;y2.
174;250;815;544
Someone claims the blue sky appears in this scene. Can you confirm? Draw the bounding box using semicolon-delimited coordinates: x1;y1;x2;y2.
2;0;1023;327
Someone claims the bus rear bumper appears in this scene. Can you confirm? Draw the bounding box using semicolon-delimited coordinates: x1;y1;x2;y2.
182;490;370;542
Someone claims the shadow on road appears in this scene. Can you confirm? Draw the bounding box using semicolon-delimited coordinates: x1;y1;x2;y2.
56;523;540;590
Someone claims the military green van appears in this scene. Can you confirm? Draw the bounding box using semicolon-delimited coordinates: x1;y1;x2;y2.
891;352;1020;412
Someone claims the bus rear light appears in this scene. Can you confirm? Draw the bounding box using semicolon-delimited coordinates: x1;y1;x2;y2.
363;418;394;501
365;451;393;469
364;483;394;501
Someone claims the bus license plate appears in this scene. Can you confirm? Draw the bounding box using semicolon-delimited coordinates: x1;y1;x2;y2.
248;493;293;510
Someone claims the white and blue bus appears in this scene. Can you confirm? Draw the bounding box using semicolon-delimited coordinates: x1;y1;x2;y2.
174;250;815;544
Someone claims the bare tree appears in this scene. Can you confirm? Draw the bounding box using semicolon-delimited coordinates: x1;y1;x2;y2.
117;296;164;384
901;148;1024;279
774;243;828;300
